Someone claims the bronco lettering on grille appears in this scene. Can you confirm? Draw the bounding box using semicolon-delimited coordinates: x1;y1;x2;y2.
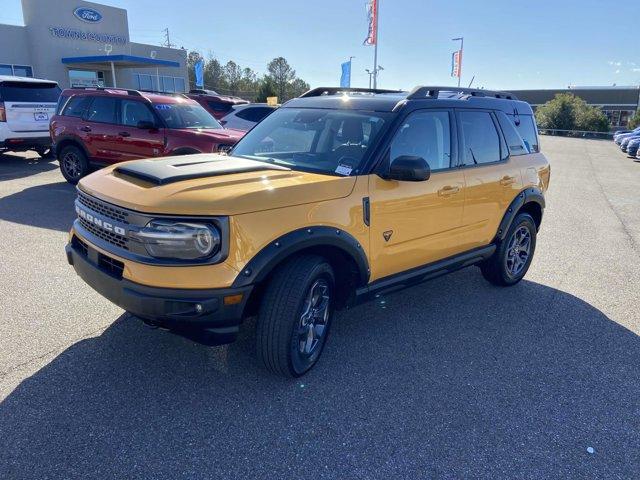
76;205;126;236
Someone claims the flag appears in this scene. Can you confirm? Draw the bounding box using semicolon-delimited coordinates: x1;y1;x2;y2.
451;50;462;78
194;58;204;88
363;0;378;46
340;61;351;88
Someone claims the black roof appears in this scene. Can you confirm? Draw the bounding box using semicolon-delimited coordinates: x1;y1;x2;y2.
285;86;534;115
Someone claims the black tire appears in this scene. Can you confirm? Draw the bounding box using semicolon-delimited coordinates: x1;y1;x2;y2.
257;254;335;378
59;145;90;185
480;213;537;286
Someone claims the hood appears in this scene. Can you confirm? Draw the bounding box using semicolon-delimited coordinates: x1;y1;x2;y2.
78;154;357;216
177;128;244;142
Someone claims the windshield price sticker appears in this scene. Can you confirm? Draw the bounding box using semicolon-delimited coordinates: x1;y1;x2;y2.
335;164;353;176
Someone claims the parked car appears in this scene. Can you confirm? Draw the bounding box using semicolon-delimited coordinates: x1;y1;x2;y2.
186;89;249;120
64;86;550;377
219;103;277;132
626;137;640;157
51;88;245;184
620;134;640;152
614;127;640;145
0;75;60;157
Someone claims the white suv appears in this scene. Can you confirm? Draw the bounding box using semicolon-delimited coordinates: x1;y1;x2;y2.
0;76;60;157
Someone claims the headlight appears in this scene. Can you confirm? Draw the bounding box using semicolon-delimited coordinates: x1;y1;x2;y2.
132;221;220;260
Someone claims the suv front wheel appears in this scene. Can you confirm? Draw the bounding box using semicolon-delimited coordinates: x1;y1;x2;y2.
480;212;537;286
59;145;90;185
257;254;335;377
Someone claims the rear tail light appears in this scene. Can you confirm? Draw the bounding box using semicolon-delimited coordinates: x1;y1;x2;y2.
0;102;5;122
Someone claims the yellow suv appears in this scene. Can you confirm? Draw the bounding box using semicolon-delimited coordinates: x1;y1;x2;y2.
65;86;550;377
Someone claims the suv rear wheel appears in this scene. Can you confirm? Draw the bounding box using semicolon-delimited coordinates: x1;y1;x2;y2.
480;212;537;286
59;145;89;185
257;254;335;377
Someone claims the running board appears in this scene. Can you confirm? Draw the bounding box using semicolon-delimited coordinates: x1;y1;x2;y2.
353;244;496;304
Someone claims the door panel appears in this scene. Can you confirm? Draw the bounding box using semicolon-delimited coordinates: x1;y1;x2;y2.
115;99;165;161
82;96;122;164
369;172;465;280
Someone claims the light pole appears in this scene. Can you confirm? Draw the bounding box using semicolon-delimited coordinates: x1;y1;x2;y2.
452;37;464;88
365;69;373;89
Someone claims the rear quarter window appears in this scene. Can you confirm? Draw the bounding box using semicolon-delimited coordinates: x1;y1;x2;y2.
0;82;61;102
496;111;528;156
509;114;539;153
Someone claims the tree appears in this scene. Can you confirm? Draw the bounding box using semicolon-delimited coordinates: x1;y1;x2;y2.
288;77;311;99
203;56;225;92
224;61;243;95
185;50;202;90
535;93;610;133
255;76;277;103
267;57;296;101
628;110;640;129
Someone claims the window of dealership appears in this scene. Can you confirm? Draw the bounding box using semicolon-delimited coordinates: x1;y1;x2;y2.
0;0;188;91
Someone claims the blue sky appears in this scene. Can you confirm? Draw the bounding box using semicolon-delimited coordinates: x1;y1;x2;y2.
2;0;639;90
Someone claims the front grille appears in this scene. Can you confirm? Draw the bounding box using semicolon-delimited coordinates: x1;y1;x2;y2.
98;253;124;279
78;193;130;225
78;216;129;250
71;235;88;257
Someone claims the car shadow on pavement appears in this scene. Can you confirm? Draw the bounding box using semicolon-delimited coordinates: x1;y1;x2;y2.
0;271;638;479
0;181;76;231
0;152;58;182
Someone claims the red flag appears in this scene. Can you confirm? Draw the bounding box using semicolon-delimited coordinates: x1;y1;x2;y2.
451;50;463;77
363;0;378;46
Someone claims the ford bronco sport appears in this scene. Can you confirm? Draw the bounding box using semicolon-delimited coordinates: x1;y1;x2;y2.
65;86;550;377
51;88;244;184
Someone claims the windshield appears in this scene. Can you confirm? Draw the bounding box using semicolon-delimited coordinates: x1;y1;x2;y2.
231;107;388;176
154;102;222;129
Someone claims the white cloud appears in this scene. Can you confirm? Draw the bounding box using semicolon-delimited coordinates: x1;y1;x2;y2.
632;68;640;72
608;61;622;67
615;69;621;74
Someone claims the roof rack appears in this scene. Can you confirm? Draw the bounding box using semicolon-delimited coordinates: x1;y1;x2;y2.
138;89;190;99
300;87;403;98
68;86;143;97
407;86;518;100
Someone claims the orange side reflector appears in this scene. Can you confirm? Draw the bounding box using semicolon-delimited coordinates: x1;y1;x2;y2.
224;294;243;306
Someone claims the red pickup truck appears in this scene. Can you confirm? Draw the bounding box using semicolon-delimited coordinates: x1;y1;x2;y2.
50;88;245;184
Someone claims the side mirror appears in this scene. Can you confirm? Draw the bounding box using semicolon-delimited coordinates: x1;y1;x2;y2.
385;155;431;182
137;120;157;130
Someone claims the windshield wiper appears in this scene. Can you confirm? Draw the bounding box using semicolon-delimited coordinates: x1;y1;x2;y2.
469;148;478;165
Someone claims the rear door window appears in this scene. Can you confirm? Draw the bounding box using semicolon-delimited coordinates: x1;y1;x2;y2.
0;82;61;102
459;111;501;166
62;96;92;118
85;96;117;124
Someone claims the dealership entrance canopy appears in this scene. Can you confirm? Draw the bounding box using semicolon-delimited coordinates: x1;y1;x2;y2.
0;0;188;91
61;55;182;88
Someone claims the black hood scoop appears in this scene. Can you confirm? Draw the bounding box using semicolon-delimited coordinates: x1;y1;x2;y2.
114;154;290;185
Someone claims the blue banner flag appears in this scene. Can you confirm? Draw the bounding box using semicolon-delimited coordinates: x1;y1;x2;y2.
340;61;351;88
194;59;204;88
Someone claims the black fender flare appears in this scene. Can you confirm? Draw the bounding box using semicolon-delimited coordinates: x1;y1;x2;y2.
494;187;545;242
231;226;370;288
54;135;90;159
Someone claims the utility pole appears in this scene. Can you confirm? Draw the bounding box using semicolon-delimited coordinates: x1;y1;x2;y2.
162;28;175;48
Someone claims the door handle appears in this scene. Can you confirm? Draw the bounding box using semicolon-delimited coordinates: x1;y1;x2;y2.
118;131;131;137
499;175;516;186
79;126;92;132
437;185;460;197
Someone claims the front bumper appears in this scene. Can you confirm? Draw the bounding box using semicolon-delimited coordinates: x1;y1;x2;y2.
65;239;252;345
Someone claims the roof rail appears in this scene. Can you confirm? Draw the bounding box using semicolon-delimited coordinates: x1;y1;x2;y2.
299;87;403;98
68;86;143;97
407;86;518;100
138;89;190;99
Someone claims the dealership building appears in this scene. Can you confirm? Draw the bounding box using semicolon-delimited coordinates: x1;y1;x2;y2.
510;86;640;129
0;0;189;92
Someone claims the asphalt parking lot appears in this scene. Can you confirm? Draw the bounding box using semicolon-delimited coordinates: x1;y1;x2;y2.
0;137;639;479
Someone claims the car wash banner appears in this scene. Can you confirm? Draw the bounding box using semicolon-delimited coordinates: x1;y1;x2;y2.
363;0;378;46
451;49;463;78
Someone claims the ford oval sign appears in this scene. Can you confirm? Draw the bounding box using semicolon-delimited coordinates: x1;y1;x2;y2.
73;7;102;23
